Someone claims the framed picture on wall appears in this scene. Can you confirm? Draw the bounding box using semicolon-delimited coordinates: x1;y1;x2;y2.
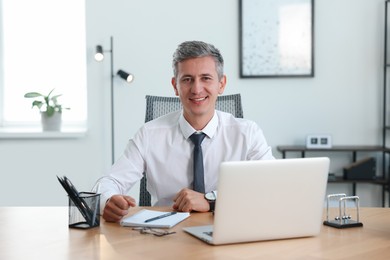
239;0;314;78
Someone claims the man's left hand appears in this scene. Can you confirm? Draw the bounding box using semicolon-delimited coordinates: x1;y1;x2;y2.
173;188;209;212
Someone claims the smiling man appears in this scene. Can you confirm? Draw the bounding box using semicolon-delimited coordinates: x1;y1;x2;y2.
172;54;226;130
98;41;274;222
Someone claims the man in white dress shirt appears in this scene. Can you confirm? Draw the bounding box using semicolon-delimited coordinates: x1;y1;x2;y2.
99;41;274;222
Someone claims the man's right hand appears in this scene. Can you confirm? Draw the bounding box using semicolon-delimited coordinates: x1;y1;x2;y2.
102;195;136;222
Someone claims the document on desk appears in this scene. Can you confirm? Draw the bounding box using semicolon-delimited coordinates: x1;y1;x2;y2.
120;209;190;228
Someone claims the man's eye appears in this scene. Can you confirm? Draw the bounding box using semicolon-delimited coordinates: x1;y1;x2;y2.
182;78;192;83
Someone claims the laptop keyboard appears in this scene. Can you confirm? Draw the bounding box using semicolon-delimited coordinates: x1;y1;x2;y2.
203;231;213;237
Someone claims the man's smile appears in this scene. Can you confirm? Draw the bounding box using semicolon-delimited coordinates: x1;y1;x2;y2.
190;96;208;102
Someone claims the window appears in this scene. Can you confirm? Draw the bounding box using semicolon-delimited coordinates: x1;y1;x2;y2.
0;0;87;128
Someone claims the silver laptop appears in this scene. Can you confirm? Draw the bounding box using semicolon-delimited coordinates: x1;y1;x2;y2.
183;157;330;245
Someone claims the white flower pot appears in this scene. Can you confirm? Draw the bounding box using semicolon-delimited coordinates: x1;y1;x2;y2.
41;112;62;131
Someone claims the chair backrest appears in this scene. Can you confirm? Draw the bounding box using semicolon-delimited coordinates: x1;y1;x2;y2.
139;94;244;206
145;94;244;122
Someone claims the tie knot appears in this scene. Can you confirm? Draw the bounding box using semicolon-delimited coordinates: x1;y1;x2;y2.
190;132;206;146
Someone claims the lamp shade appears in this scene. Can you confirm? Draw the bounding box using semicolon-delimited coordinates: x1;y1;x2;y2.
117;69;134;83
94;45;104;61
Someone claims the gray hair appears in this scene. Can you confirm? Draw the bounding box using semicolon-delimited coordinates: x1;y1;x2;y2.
172;41;224;80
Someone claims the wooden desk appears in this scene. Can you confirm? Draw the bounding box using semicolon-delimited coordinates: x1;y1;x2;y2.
1;207;390;259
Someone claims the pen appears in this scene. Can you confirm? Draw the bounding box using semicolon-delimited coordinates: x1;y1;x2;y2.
144;212;177;223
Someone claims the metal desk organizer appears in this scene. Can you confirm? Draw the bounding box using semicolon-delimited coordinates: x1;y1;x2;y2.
57;175;100;229
323;193;363;228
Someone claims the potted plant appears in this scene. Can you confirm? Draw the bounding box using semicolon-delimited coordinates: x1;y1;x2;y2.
24;88;70;131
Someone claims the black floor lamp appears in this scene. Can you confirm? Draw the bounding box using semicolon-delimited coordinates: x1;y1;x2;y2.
95;36;134;164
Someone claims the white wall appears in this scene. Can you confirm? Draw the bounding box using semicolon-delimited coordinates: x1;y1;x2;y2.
0;0;386;207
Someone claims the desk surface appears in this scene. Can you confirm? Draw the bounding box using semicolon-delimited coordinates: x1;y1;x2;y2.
1;207;390;259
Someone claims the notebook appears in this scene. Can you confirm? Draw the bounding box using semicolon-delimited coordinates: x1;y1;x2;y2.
121;209;190;228
183;157;330;245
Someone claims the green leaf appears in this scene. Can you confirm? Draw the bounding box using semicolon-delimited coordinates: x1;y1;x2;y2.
24;92;44;98
46;106;55;117
32;100;43;109
47;88;55;98
51;94;62;99
51;96;59;105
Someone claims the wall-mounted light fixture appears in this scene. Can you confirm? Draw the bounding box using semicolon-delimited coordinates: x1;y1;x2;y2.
94;45;104;62
117;69;134;83
95;36;134;164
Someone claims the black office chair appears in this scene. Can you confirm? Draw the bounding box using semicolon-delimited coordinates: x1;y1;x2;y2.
139;93;244;206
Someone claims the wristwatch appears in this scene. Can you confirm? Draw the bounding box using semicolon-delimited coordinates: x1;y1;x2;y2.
204;191;217;212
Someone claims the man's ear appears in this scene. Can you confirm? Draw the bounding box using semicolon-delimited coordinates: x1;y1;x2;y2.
218;75;227;94
171;77;180;96
171;77;179;96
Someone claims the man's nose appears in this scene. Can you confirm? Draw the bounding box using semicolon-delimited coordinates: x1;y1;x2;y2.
191;78;203;94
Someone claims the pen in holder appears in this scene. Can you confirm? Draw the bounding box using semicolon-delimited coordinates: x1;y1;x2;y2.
68;192;100;229
57;175;100;229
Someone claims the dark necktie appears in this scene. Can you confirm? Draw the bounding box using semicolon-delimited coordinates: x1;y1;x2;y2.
190;132;206;193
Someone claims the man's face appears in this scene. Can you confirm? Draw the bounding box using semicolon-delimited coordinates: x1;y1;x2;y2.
171;56;226;125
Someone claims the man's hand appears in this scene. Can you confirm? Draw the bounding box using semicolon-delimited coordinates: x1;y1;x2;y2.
173;188;209;212
102;195;136;222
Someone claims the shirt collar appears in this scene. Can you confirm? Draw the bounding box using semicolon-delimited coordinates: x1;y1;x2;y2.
179;111;219;139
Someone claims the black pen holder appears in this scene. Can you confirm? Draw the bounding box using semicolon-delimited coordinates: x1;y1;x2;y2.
68;192;100;229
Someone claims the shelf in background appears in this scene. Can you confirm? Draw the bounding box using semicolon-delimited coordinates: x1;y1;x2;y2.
328;176;388;185
277;144;390;207
277;145;387;153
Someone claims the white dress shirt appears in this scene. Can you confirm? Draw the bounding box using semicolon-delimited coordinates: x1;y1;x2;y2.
98;110;274;208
